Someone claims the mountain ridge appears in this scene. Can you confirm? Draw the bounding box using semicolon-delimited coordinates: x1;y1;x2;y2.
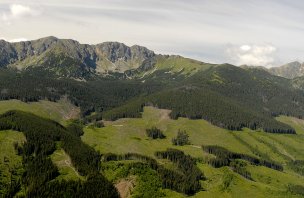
4;36;304;80
269;61;304;79
0;36;156;77
2;36;304;80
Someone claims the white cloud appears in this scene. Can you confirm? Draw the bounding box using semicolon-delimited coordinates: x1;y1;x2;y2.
1;4;41;23
0;0;303;64
240;45;251;51
226;44;277;67
11;4;34;17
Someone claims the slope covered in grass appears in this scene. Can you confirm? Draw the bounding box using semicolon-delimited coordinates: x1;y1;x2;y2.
83;106;304;197
0;98;79;125
0;110;118;197
50;147;84;181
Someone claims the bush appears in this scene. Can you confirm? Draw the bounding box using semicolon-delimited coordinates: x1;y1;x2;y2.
288;160;304;176
94;121;105;128
146;127;166;139
172;130;190;146
287;184;304;196
202;145;283;171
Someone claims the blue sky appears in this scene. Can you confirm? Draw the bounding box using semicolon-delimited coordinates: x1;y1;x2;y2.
0;0;303;67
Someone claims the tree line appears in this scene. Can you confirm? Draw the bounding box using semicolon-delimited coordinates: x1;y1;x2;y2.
202;145;283;172
0;68;161;117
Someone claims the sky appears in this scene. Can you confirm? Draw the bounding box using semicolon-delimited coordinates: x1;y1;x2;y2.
0;0;303;67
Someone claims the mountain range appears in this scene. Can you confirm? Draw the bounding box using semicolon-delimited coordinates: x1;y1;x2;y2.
0;36;303;81
269;61;304;79
1;37;304;197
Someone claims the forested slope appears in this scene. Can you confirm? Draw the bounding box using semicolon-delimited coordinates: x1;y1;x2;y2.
0;111;118;197
103;65;304;133
0;56;303;133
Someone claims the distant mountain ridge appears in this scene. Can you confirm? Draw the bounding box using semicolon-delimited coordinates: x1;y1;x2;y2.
1;36;303;80
0;36;219;80
1;37;304;137
0;36;155;78
268;61;304;79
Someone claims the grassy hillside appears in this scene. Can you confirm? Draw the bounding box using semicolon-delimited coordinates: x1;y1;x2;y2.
0;99;81;191
82;107;304;197
0;110;119;197
0;102;303;197
50;147;84;181
154;56;214;75
0;98;79;125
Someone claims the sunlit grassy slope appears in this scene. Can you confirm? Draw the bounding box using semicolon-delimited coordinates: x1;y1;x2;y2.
139;55;215;78
0;98;80;125
0;99;81;186
155;56;214;74
50;147;84;181
82;106;304;197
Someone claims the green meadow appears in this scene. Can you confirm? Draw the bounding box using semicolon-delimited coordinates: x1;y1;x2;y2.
50;147;84;181
1;101;304;197
0;98;80;125
82;106;304;197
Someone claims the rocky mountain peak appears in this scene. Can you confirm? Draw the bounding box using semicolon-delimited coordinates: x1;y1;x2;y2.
96;42;131;62
0;37;156;77
130;45;155;60
269;61;304;79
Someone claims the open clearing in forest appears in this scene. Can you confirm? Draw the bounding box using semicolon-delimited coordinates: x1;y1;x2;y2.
82;106;304;198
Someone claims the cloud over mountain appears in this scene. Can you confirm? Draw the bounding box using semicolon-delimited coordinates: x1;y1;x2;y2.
226;44;277;67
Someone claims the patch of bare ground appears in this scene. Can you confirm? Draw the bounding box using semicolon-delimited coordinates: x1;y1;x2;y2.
158;109;171;122
59;96;81;120
115;176;136;198
62;106;80;120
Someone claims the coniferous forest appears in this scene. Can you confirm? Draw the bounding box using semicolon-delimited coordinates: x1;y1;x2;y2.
0;111;118;197
0;66;303;133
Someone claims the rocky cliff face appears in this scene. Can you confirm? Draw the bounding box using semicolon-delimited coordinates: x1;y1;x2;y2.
0;36;156;77
95;42;155;73
269;61;304;79
0;39;18;65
